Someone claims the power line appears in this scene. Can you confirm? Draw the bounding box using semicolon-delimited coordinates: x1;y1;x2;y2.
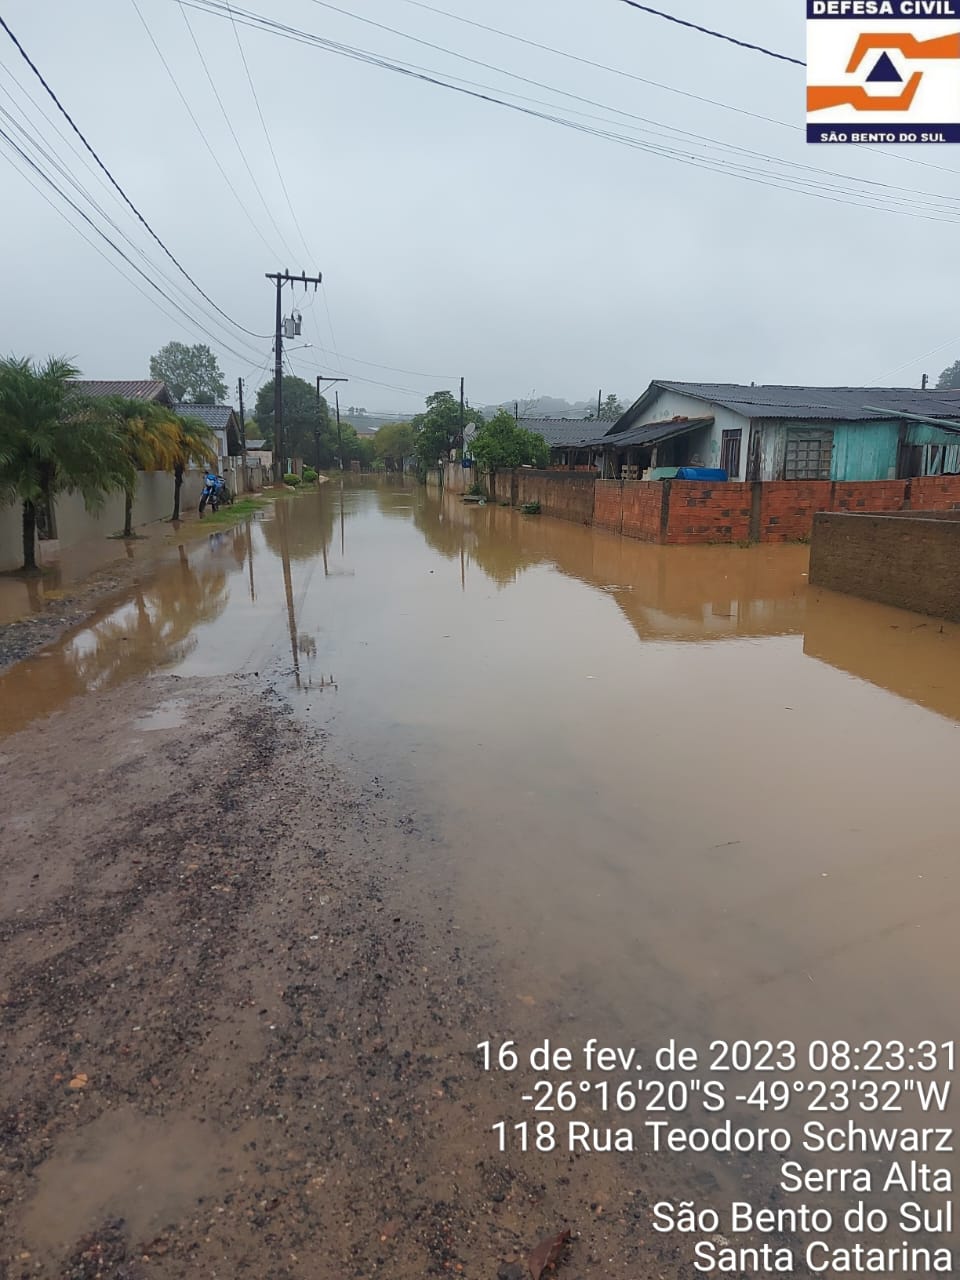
0;10;270;341
300;0;960;215
0;122;262;366
128;0;281;265
0;80;269;357
178;2;960;225
614;1;805;67
177;0;301;263
394;0;960;183
222;0;313;264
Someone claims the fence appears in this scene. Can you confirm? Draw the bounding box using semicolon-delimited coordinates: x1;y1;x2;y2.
439;464;960;546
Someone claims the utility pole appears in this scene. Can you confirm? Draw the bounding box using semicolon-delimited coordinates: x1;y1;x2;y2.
316;374;348;472
266;270;322;483
597;389;602;421
237;377;248;493
922;373;929;390
335;391;343;470
459;376;465;457
514;401;519;422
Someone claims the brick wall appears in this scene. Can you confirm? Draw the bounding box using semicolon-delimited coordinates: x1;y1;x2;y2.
515;471;596;523
479;472;960;546
594;480;624;534
908;476;960;510
663;481;753;545
621;481;664;541
810;512;960;621
757;481;832;543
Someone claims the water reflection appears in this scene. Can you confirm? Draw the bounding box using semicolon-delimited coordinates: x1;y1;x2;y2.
0;541;230;735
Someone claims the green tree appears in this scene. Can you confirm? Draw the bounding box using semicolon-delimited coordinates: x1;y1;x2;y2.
149;342;227;403
170;414;216;520
254;375;334;465
598;394;625;422
0;356;131;572
469;409;549;470
109;397;183;536
374;421;416;469
936;360;960;390
411;390;483;472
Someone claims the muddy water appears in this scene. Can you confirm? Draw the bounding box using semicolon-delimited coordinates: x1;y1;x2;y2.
4;481;960;1229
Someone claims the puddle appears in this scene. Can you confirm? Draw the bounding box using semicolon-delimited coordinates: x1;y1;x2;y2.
21;1107;248;1255
135;698;188;731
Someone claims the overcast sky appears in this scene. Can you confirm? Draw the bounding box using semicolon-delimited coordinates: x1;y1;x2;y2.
2;0;958;413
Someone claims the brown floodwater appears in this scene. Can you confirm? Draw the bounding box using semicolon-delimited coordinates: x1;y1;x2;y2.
3;480;960;1084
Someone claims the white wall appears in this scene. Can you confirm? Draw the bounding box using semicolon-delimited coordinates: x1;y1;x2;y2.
632;390;751;478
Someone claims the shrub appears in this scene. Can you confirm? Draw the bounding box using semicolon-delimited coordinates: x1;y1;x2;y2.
302;467;318;483
283;472;302;487
467;481;484;497
520;501;541;515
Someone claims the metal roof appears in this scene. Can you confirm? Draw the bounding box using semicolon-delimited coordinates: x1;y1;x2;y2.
177;403;239;431
579;416;715;450
520;417;598;446
621;381;960;426
73;379;173;405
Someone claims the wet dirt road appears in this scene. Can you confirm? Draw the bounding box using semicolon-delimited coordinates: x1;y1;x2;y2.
2;480;959;1278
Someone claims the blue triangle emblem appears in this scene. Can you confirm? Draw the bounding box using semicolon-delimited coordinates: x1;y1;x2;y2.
867;52;903;83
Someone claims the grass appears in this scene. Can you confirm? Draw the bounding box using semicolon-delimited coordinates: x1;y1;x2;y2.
198;496;270;525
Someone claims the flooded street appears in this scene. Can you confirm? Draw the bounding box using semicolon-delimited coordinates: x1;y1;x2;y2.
2;479;959;1277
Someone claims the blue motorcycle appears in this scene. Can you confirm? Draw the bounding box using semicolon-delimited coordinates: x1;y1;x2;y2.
199;473;230;515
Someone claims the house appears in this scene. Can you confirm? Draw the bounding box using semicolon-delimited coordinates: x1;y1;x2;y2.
557;382;960;482
176;403;243;469
245;438;273;471
74;379;175;407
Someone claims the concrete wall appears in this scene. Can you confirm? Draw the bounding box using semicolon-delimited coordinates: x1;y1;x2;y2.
810;512;960;621
0;470;208;572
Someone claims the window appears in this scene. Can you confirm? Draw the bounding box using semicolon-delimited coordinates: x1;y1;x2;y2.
784;429;833;480
719;430;741;478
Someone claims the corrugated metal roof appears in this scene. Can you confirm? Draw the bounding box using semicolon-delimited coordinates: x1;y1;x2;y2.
519;417;598;446
636;381;960;423
74;379;172;404
177;403;238;430
580;416;715;449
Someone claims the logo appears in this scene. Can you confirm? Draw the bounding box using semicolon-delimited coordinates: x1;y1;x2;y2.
807;1;960;143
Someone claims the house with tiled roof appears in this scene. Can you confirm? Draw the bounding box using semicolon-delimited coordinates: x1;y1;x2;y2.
176;403;243;465
73;379;175;406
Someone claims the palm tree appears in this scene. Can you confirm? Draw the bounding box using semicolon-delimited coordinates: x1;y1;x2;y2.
109;398;182;537
170;414;216;521
0;356;131;572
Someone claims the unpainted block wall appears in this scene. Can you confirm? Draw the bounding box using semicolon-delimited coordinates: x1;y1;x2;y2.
810;512;960;621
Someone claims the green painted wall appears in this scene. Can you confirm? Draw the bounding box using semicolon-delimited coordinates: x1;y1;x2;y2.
830;421;901;481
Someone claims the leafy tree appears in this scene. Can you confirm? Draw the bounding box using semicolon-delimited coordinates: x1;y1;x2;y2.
254;374;333;465
0;356;131;572
469;409;549;470
599;394;625;422
411;390;483;471
374;421;416;469
109;398;183;536
170;414;216;520
149;342;227;404
936;360;960;390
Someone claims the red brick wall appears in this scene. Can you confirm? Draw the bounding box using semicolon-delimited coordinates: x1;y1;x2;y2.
833;480;908;512
594;480;624;534
621;482;664;541
757;481;831;543
908;476;960;510
663;481;753;545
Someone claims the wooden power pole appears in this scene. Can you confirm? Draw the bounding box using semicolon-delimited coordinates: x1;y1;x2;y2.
237;377;248;492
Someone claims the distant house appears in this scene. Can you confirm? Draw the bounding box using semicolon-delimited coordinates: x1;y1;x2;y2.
557;382;960;482
74;379;175;408
177;403;243;469
245;438;273;471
